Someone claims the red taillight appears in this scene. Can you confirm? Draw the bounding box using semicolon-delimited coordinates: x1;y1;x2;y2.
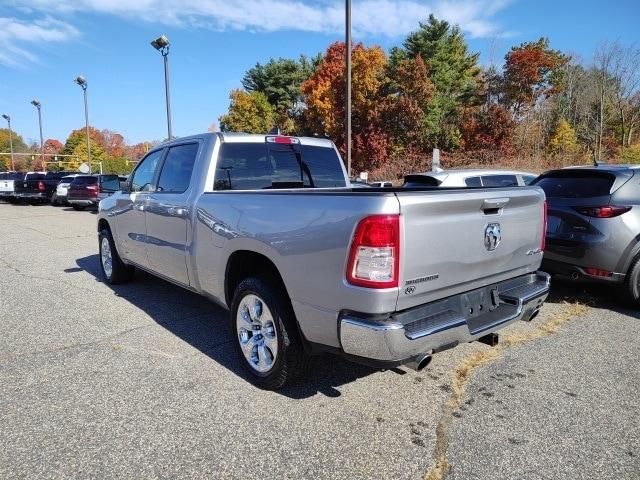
346;215;400;289
37;180;45;192
86;184;99;195
266;135;300;145
541;201;547;252
573;205;631;218
585;268;612;277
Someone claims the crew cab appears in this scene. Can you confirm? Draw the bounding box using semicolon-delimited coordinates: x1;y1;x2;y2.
14;171;76;203
97;133;549;389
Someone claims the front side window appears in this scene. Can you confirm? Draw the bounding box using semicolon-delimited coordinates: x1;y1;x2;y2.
156;143;199;193
131;149;163;192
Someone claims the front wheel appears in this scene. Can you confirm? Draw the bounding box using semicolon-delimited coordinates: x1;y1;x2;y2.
231;276;308;389
99;229;134;284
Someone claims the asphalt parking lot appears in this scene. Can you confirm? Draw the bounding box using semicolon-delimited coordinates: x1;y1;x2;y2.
0;202;638;479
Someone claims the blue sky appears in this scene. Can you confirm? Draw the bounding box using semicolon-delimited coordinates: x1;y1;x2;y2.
1;0;639;146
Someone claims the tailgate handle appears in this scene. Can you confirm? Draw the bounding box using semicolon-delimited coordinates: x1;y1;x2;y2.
483;198;509;214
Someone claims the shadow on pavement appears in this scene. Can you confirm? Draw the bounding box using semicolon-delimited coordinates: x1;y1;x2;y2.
546;274;640;319
75;254;377;399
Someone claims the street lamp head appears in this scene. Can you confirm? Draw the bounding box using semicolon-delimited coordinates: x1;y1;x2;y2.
2;114;9;121
74;75;87;89
31;99;41;108
151;34;170;51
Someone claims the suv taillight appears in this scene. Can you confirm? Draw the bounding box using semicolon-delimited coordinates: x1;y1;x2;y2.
573;205;631;218
346;215;400;288
37;180;45;192
541;201;547;252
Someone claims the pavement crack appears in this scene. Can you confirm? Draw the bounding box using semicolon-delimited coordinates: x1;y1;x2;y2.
423;302;589;480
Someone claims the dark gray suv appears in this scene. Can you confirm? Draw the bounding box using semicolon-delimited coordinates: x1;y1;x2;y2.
533;165;640;304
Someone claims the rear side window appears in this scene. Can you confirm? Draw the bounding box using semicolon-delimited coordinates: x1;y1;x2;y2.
465;176;482;187
481;175;518;187
25;173;44;180
99;175;120;192
522;174;537;185
534;174;615;198
214;143;346;190
157;143;199;193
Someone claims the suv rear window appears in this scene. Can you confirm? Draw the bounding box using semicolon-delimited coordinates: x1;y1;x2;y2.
480;175;518;187
71;176;98;185
533;173;615;198
214;143;346;190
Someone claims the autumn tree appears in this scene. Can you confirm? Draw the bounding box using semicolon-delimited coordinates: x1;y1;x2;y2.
549;119;578;154
101;129;125;158
61;127;106;170
383;55;435;153
242;55;320;131
0;128;28;170
219;90;277;133
503;38;569;115
460;104;515;154
390;15;482;149
301;41;391;172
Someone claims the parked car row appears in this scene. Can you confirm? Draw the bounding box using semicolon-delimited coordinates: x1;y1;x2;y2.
0;171;127;210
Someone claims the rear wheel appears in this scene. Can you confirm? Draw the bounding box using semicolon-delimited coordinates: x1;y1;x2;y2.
231;276;309;389
622;254;640;306
99;228;134;284
51;194;58;206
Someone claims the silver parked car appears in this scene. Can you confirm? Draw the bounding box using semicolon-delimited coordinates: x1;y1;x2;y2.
404;169;538;188
97;132;549;389
533;165;640;304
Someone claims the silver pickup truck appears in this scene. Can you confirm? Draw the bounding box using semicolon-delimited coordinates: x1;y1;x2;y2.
97;132;549;389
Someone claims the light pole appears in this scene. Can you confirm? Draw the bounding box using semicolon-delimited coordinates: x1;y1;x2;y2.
345;0;352;178
74;75;91;173
1;114;14;171
151;34;173;140
30;100;44;171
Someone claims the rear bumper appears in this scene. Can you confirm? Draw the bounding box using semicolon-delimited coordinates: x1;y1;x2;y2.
541;258;625;283
17;192;47;200
68;198;98;206
339;271;550;363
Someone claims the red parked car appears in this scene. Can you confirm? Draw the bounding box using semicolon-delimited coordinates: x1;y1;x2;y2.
67;174;122;210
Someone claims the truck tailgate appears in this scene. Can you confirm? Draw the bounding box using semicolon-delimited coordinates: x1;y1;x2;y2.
396;187;545;311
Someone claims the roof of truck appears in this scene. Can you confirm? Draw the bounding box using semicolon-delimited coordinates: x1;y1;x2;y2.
158;132;335;149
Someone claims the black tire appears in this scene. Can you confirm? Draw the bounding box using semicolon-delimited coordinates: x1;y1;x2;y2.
51;194;58;206
622;254;640;306
231;275;309;389
98;228;134;284
72;205;85;211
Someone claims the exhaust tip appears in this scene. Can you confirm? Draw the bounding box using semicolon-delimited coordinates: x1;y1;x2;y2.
571;272;579;280
407;354;432;371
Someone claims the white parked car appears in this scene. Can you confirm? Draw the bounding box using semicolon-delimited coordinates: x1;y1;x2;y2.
403;169;538;188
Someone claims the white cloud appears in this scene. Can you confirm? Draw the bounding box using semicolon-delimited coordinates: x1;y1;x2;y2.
10;0;511;38
0;16;79;67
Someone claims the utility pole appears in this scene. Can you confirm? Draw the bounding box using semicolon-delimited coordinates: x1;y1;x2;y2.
345;0;352;178
31;100;44;171
1;114;14;170
75;76;91;173
151;35;173;140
